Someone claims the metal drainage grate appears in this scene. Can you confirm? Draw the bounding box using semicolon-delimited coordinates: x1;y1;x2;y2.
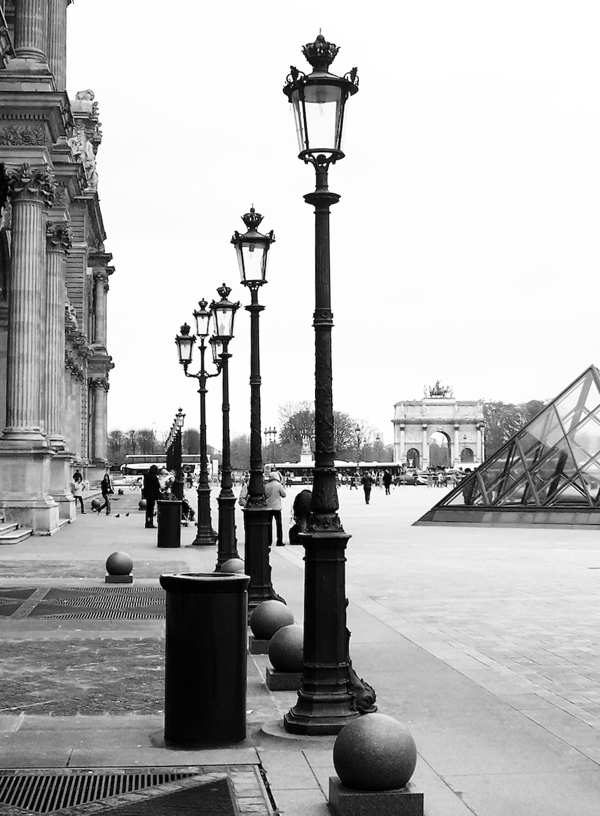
0;770;195;813
26;587;166;620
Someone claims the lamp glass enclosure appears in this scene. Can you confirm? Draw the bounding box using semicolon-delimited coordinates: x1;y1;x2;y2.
175;325;195;365
212;304;236;340
193;301;211;338
210;336;224;365
235;237;270;286
290;79;348;158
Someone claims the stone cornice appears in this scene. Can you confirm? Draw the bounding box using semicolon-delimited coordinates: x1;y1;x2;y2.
0;91;72;143
6;163;56;205
88;377;110;392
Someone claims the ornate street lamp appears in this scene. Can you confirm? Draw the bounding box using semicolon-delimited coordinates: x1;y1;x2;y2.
264;426;277;466
175;313;219;545
282;34;375;736
232;207;283;610
210;283;240;569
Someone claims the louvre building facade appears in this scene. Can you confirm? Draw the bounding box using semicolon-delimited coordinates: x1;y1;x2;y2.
0;1;115;534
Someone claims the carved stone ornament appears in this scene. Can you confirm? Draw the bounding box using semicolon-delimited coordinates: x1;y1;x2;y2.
67;124;98;192
424;380;454;399
46;221;72;253
0;125;46;146
6;163;56;206
89;377;109;392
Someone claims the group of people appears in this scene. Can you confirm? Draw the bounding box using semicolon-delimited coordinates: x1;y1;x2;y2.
238;470;288;546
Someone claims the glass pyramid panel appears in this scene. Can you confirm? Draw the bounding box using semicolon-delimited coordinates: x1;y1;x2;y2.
567;414;600;469
550;477;590;506
580;458;600;503
434;366;600;516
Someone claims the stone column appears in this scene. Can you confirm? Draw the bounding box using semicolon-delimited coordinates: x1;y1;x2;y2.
454;423;460;466
46;222;75;521
90;378;109;464
3;163;55;443
0;163;59;534
93;269;108;348
47;0;71;90
421;424;428;469
399;424;405;463
476;425;483;463
44;221;71;448
14;0;48;62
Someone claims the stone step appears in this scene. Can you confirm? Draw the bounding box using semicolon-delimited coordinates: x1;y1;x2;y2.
0;526;32;545
0;522;19;535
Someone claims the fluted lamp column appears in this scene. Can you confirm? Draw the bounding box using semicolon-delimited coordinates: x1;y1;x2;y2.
232;206;284;610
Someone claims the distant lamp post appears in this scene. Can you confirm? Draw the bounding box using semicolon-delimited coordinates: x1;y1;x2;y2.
355;425;362;468
210;283;240;569
282;34;374;736
232;207;282;609
264;426;277;466
175;314;219;545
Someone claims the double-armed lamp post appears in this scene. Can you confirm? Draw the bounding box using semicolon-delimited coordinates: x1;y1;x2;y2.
282;34;375;736
175;285;240;567
175;308;219;546
231;207;283;609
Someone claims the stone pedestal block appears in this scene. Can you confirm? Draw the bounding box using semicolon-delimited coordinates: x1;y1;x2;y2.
266;667;302;691
328;778;424;816
0;447;59;534
105;574;133;584
248;635;269;654
50;451;75;522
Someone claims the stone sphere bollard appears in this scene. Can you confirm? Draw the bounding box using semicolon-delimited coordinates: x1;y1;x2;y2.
250;600;294;640
91;498;102;511
105;551;133;577
269;624;303;672
221;558;245;574
333;713;417;791
138;498;147;510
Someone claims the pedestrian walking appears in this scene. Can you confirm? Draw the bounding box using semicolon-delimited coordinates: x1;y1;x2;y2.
361;471;373;504
383;469;392;495
96;469;113;515
265;470;286;546
143;464;162;528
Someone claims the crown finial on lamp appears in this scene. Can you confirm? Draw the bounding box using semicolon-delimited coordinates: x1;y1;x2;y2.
302;33;340;71
241;206;264;231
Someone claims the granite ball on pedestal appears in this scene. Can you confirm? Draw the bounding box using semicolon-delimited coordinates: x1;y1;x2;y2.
250;600;293;640
333;713;417;791
221;558;245;574
269;623;303;672
138;498;147;510
105;551;133;576
91;498;102;511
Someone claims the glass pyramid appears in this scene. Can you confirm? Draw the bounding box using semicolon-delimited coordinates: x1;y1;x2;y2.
416;366;600;527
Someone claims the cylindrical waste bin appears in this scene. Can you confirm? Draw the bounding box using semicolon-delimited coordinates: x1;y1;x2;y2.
157;500;182;548
160;572;250;745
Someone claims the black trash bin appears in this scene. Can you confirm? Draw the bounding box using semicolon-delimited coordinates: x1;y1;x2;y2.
157;500;182;548
159;572;250;745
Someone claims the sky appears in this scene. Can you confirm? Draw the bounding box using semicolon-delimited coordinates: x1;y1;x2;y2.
66;1;600;450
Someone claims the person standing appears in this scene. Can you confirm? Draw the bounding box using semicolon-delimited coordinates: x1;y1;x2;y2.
143;464;162;528
96;469;113;515
71;476;85;514
361;471;373;505
265;470;286;546
382;469;392;496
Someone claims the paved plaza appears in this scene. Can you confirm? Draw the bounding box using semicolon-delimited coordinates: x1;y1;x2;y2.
0;483;600;815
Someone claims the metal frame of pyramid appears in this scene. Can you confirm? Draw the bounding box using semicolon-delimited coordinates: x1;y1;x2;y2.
416;365;600;528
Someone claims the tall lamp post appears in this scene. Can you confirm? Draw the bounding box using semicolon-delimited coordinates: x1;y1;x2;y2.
175;308;219;545
210;283;240;569
282;34;375;735
232;207;283;609
165;409;185;500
